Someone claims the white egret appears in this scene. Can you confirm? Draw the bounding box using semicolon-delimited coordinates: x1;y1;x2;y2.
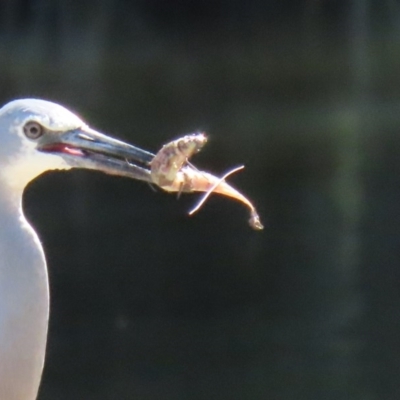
0;98;155;400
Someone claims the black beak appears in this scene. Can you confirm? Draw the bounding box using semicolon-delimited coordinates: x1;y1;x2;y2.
39;127;156;183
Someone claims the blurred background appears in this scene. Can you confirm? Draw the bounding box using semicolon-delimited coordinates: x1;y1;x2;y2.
1;0;399;399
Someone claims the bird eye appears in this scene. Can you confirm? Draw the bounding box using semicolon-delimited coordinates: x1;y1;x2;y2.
23;121;44;140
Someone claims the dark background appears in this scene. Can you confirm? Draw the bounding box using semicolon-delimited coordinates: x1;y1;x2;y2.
1;1;399;399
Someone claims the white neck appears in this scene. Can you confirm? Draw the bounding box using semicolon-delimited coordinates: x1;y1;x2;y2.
0;190;49;400
0;150;70;206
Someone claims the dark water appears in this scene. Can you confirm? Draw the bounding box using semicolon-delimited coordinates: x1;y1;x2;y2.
2;2;400;399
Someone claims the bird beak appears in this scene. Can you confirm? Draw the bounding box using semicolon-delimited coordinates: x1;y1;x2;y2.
39;126;155;183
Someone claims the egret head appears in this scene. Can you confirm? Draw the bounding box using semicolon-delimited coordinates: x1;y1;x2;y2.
0;98;154;202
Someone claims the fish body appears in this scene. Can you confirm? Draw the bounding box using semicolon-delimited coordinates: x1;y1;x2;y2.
150;133;263;230
161;166;264;230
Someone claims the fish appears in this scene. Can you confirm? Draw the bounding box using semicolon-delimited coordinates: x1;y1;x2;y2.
149;133;263;230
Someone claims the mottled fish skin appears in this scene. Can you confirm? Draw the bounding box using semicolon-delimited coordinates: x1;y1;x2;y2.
150;133;207;187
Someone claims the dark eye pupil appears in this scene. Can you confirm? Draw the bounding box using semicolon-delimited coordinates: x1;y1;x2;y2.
24;122;43;139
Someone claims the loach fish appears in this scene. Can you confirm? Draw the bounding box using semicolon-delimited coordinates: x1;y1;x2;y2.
149;133;263;230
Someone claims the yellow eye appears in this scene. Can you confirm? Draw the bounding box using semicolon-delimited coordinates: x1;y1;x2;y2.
23;121;44;140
